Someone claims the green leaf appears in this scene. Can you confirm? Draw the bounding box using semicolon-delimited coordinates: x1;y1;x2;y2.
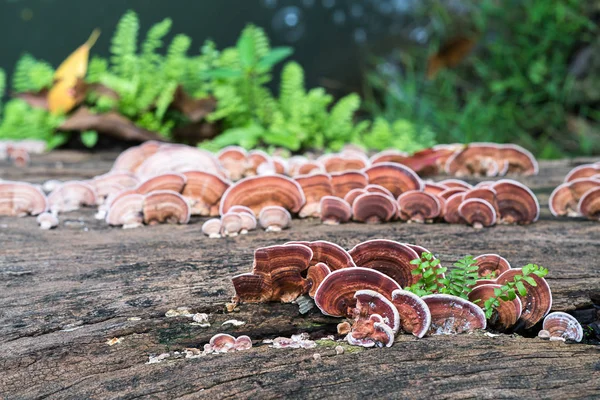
204;68;244;79
257;47;293;70
523;276;537;286
80;131;98;148
515;281;527;297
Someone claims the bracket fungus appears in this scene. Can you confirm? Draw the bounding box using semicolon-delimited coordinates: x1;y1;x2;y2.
92;172;139;201
578;186;600;220
347;314;396;348
348;239;420;287
229;205;257;233
202;218;222;238
36;212;59;229
443;193;466;224
259;206;292;231
492;180;540;224
319;196;352;225
330;171;368;198
468;284;523;331
142;190;190;225
474;254;512;278
110;141;162;173
105;193;144;228
495;269;552;329
564;163;600;182
352;192;397;223
217;146;250;181
220;212;244;236
181;171;230;216
135;146;225;180
542;312;583;342
390;289;432;338
135;173;187;195
347;290;400;347
306;262;331;297
294;173;333;218
397;190;442;223
48;181;97;213
422;294;487;335
458;198;497;229
314;267;400;317
286;240;356;270
438;187;468;200
364;162;423;197
219;175;305;216
319;153;369;173
0;181;48;216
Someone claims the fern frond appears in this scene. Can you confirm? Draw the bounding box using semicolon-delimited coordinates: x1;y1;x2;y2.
246;25;270;59
164;34;192;80
87;56;108;83
0;68;5;111
155;80;178;120
12;54;54;93
110;10;139;79
279;62;305;117
141;17;172;71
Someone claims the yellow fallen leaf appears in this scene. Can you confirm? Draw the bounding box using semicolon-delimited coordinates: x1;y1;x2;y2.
47;76;78;114
54;29;100;81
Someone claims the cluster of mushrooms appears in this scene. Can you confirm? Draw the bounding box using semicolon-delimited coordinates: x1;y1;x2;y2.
231;239;581;348
549;162;600;221
0;139;46;167
0;141;540;232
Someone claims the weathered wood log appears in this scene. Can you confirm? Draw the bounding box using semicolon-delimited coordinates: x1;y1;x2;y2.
0;153;599;399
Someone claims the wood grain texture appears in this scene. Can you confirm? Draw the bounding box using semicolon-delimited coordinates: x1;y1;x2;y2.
1;152;599;399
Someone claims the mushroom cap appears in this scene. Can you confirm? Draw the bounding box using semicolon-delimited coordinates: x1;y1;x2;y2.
234;335;253;351
443;193;466;224
110;141;162;173
354;289;400;332
468;284;523;331
347;314;395;348
458;198;497;228
258;205;292;231
438;187;468;200
142;190;191;225
319;196;352;225
135;146;224;180
564;163;600;182
493;179;540;224
348;239;420;287
404;244;433;258
495;268;552;329
500;144;538;175
286;240;356;270
181;171;230;216
201;218;222;237
0;181;48;216
438;179;473;190
542;312;583;342
314;267;401;317
231;273;272;303
294;173;333;218
397;190;442;222
364;184;396;198
209;333;237;353
370;147;453;176
319;154;369;173
247;150;271;175
369;149;409;165
391;289;432;338
36;211;59;230
464;187;498;211
228;206;257;232
422;294;487;334
135;173;187;195
549;178;599;217
306;262;331;297
343;188;367;206
105;193;144;227
48;181;98;213
217;146;249;181
444;143;502;176
352;192;397;224
578;186;600;220
219;175;305;216
294;161;325;176
474;254;512;278
364;162;423;197
92;172;139;200
424;182;449;196
220;212;243;236
330;171;368;198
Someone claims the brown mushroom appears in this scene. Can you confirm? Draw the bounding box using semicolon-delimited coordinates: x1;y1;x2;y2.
229;205;257;233
234;335;253;351
330;171;368;198
220;212;244;236
578;186;600;220
37;212;59;230
364;184;396;198
92;172;139;202
390;289;431;338
0;181;48;216
343;188;367;206
348;239;420;287
209;333;237;353
458;198;497;229
495;268;552;329
135;173;187;195
306;262;331;297
106;193;145;228
319;196;352;225
294;173;333;218
48;181;98;213
444;143;502;177
353;289;400;333
247;150;271;176
202;218;222;238
110;141;162;173
438;187;468;200
219;175;305;216
136;146;225;180
542;312;583;342
499;144;538;175
285;240;356;270
230;273;272;303
319;153;369;173
438;179;473;190
217;146;249;181
346;313;395;348
422;294;487;334
468;284;523;331
564;163;600;182
352;192;397;224
474;254;511;278
258;206;292;231
464;187;499;213
443;192;466;224
492;179;539;224
314;267;401;317
142;190;190;225
364;162;423;197
397;190;442;223
424;182;449;196
181;171;230;216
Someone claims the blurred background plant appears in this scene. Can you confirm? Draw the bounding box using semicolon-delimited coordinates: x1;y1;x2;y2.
364;0;599;158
